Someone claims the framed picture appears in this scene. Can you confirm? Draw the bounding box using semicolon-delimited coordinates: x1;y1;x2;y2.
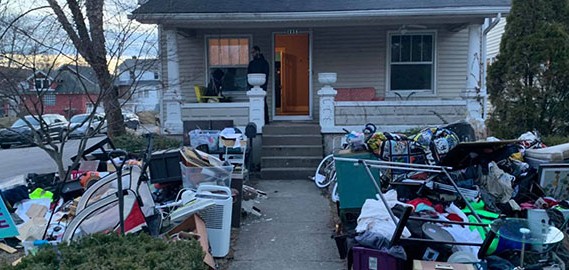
538;163;569;200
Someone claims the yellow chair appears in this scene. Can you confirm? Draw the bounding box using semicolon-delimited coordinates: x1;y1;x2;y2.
194;85;221;103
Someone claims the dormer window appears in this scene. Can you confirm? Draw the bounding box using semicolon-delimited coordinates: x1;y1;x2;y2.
35;78;51;90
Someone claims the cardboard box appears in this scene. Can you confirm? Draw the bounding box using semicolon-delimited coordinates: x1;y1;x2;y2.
166;214;215;269
412;260;476;270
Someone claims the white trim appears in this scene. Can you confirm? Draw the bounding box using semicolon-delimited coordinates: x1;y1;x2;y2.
386;30;437;95
271;30;313;121
334;99;466;107
132;7;511;23
203;35;253;88
181;102;250;109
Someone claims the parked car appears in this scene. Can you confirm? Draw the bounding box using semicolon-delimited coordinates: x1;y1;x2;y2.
0;114;68;149
68;113;107;138
123;112;140;130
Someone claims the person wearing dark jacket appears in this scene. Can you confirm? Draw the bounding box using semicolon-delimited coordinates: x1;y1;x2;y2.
248;45;270;123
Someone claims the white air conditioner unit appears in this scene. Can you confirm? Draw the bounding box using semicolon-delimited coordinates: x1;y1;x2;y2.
197;185;232;257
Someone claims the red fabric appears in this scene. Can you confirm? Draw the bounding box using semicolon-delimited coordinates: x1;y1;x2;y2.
446;213;464;222
408;198;432;209
434;204;445;213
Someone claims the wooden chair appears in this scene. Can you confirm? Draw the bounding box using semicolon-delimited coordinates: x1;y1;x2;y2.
194;85;221;103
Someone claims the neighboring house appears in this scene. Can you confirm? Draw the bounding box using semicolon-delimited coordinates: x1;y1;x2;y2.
0;66;28;116
131;0;510;140
20;65;101;118
116;57;161;112
485;18;507;64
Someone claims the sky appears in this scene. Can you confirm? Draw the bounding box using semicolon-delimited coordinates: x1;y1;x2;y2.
2;0;158;59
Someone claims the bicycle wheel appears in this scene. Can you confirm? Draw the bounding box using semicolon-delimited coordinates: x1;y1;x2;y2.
331;181;339;203
313;154;335;188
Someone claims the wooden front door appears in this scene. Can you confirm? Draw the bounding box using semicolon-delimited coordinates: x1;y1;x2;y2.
274;33;310;117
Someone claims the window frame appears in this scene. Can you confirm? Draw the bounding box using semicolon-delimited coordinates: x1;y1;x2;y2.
204;35;252;91
43;94;56;106
386;30;437;96
34;78;53;91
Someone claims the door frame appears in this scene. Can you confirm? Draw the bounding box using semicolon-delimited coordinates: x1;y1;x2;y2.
271;31;313;121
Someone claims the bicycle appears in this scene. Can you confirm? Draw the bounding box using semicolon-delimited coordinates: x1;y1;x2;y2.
312;123;376;202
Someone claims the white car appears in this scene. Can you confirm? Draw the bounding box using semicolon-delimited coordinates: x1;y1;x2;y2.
68;114;107;138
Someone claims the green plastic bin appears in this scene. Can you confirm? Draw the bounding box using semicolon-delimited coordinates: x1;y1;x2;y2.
334;151;381;210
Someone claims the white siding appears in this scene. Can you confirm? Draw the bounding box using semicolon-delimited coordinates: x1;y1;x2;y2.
486;19;506;62
436;28;469;99
312;26;384;120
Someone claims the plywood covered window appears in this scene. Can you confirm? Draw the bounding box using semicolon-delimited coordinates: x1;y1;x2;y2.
207;37;250;92
388;33;435;93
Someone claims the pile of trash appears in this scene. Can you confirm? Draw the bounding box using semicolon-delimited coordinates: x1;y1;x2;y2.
331;122;569;269
0;134;258;269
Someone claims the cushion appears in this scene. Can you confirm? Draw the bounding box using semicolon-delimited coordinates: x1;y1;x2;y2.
335;87;380;101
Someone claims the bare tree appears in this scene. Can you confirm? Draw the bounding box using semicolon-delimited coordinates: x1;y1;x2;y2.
0;0;158;180
45;0;127;138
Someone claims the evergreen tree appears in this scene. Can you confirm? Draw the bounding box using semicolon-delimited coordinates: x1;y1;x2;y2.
487;0;569;138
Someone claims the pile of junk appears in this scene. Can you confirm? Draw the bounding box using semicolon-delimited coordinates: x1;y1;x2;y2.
0;131;257;269
328;122;569;270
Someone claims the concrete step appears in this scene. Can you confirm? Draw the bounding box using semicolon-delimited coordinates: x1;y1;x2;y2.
262;134;322;146
261;167;315;180
261;156;322;168
262;145;323;157
263;124;320;135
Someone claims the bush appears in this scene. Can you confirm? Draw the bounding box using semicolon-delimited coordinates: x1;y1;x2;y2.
543;135;569;147
113;134;181;154
2;233;208;270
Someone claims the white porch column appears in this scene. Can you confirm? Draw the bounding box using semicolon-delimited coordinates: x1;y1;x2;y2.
247;74;266;133
465;24;486;138
163;29;183;134
317;73;337;133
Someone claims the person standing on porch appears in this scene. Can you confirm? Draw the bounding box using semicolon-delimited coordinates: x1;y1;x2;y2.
248;45;270;124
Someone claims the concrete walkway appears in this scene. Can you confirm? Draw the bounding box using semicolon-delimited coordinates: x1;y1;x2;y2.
228;180;345;270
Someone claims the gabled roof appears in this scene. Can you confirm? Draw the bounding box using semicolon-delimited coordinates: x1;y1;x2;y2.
52;65;100;94
133;0;510;14
118;58;158;73
132;0;510;26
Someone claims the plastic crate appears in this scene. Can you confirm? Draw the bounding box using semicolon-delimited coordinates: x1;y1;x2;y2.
189;129;220;152
352;246;405;270
149;149;182;183
180;162;233;189
334;151;381;210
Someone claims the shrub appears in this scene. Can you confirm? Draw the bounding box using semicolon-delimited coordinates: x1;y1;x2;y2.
542;135;569;147
2;233;208;270
113;134;181;154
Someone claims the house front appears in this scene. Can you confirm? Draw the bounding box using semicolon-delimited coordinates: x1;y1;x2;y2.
21;65;101;119
116;58;162;113
132;0;509;135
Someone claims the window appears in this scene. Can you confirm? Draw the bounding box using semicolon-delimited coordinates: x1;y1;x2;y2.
389;33;435;92
207;37;250;92
43;94;56;106
35;78;51;90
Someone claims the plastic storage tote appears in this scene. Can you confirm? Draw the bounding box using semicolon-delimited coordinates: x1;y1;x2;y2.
180;162;233;189
352;246;405;270
334;151;381;210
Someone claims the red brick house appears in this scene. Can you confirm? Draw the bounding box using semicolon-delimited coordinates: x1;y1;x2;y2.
21;65;101;118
